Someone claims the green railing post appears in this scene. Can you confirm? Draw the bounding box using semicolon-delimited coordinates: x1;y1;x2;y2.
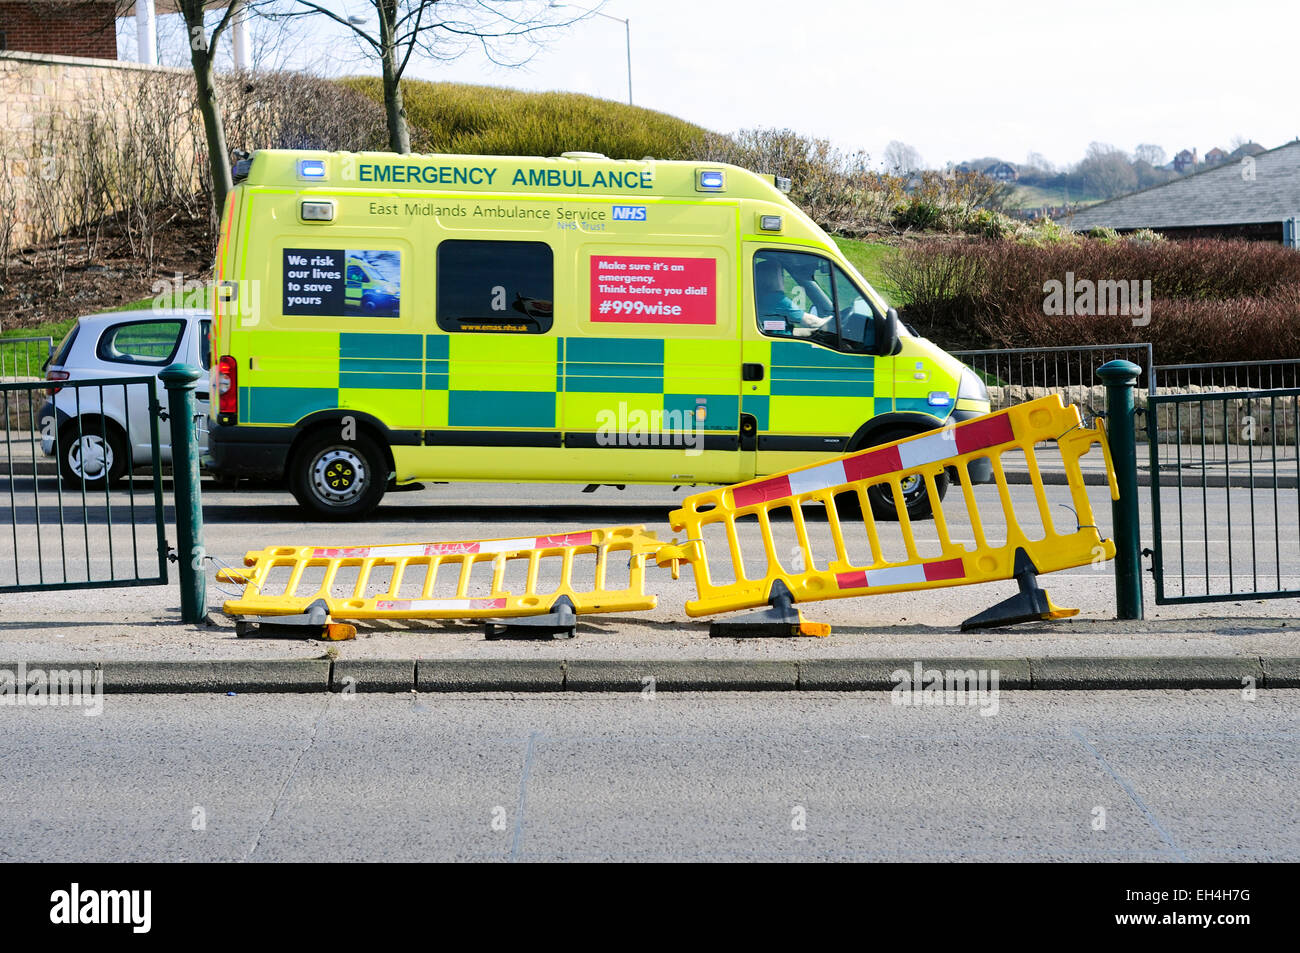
160;363;206;623
1098;359;1143;620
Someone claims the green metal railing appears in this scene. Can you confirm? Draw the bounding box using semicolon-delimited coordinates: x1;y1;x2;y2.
0;336;54;383
1147;387;1300;605
951;343;1153;412
0;376;167;593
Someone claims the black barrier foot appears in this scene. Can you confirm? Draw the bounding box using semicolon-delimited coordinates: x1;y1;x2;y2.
484;596;578;640
708;580;831;638
234;598;357;641
960;549;1079;632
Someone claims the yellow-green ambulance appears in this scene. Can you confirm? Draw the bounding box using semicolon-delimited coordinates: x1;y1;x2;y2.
208;149;991;518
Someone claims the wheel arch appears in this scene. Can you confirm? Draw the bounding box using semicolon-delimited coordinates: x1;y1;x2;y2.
288;410;397;474
58;412;130;453
846;411;949;451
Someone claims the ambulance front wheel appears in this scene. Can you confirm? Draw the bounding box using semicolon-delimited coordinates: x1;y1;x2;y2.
289;430;388;520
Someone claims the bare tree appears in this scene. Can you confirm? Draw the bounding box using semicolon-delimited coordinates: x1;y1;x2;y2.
277;1;589;154
883;140;923;175
1078;142;1137;199
114;1;242;213
1024;151;1053;175
1134;142;1166;167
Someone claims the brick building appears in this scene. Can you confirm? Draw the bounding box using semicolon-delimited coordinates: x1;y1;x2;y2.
0;2;118;60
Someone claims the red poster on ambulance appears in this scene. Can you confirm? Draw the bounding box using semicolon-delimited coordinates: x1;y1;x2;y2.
590;255;716;325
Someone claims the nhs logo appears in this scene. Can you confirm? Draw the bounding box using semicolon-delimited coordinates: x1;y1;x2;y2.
612;205;647;221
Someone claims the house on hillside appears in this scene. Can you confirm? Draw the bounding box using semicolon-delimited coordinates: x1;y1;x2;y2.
1173;148;1198;173
984;162;1018;182
1068;140;1300;243
1230;141;1266;160
1204;147;1229;166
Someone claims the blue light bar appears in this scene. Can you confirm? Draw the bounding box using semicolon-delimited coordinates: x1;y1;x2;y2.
928;391;953;407
698;169;725;191
297;158;327;180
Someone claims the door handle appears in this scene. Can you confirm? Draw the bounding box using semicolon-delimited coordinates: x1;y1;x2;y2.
742;363;765;382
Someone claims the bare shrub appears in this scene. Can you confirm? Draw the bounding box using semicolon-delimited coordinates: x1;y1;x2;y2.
0;139;17;282
885;237;1300;363
697;127;904;236
222;72;385;155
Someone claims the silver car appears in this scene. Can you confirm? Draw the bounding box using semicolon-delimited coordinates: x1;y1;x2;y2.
40;309;210;488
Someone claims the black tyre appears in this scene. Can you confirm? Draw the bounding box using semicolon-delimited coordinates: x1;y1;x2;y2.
58;419;128;490
289;429;388;520
863;428;949;522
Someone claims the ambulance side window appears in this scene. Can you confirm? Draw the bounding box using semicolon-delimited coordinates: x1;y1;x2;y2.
436;240;554;334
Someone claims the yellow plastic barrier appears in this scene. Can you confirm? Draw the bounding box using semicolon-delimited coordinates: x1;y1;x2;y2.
656;395;1116;619
219;526;664;621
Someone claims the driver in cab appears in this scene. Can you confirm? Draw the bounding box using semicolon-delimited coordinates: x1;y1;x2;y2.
754;255;835;338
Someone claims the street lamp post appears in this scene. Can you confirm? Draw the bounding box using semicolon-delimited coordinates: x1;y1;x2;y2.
553;3;633;105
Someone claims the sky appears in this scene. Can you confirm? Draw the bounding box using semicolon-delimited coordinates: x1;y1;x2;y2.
118;0;1300;170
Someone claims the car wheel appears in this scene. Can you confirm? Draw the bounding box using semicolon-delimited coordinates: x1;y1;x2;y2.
289;430;388;520
58;420;128;490
864;428;949;522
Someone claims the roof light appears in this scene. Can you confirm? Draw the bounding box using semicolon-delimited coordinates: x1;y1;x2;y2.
759;214;783;231
301;200;335;222
297;158;327;180
697;169;725;192
774;175;792;193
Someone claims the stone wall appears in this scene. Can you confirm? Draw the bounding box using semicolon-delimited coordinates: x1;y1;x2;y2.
0;50;198;251
991;385;1299;446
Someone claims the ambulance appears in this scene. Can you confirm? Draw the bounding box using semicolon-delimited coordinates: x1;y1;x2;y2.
208;149;991;519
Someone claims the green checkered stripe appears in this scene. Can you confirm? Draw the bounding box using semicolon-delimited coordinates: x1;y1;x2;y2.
237;332;887;430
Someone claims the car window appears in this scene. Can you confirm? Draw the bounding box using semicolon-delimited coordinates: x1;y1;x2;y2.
199;320;211;371
96;320;185;366
47;324;80;369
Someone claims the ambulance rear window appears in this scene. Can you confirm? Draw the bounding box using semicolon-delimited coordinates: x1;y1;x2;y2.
436;240;553;334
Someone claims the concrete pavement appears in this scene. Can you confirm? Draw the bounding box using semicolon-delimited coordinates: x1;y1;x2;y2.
1;477;1298;683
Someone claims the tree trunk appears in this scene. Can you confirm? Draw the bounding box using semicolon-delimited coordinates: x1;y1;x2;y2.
182;6;234;214
379;2;410;154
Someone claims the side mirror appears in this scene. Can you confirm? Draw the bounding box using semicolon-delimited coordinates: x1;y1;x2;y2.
875;307;902;356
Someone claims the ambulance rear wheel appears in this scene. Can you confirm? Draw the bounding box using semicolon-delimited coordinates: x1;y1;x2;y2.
864;428;948;522
290;430;388;520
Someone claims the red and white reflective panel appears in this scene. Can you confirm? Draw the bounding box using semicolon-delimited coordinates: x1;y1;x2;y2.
835;557;965;590
311;531;596;560
730;412;1016;508
373;598;507;612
